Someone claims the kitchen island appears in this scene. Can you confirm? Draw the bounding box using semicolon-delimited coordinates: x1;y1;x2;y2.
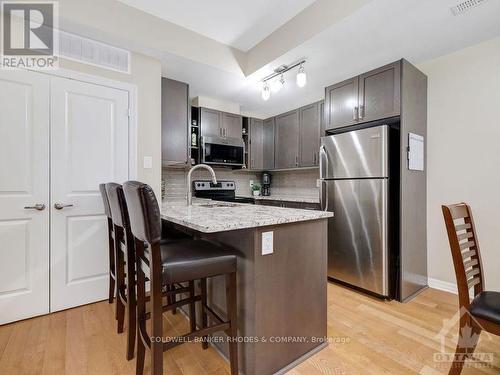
161;200;333;375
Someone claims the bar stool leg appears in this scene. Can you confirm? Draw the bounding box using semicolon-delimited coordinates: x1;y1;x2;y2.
125;241;137;360
189;281;196;333
135;256;146;375
200;278;208;350
225;272;238;375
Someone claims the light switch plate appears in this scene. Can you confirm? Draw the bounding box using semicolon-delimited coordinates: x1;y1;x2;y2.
143;156;153;169
262;231;273;255
316;179;321;188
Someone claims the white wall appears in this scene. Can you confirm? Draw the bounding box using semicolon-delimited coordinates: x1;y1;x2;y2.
418;35;500;292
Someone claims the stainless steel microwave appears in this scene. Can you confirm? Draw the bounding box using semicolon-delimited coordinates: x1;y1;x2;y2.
201;136;245;167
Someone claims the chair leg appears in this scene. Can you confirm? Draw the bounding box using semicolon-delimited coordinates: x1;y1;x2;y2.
109;275;115;304
169;285;177;315
189;281;196;333
449;317;482;375
136;264;147;375
225;272;238;375
126;255;137;360
136;337;145;375
200;278;208;350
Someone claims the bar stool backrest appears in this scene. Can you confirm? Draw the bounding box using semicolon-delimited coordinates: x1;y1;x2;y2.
99;183;112;219
123;181;162;246
106;182;130;229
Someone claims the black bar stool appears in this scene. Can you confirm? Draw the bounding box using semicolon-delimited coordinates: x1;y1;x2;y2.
99;184;116;306
106;183;137;360
106;182;196;360
123;181;239;375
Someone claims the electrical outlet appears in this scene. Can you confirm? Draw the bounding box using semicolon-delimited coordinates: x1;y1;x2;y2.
249;180;254;187
143;156;153;169
262;231;273;255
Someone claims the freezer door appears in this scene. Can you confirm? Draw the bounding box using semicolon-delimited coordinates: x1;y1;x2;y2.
327;179;389;296
320;125;389;179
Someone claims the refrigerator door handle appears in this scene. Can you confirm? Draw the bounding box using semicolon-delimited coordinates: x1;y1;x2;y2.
319;145;328;179
319;180;329;211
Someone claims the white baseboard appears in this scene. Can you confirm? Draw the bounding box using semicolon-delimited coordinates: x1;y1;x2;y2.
428;278;474;298
428;278;458;294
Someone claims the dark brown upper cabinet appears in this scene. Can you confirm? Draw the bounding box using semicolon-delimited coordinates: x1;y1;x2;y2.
358;62;401;123
200;107;222;137
263;117;275;170
200;108;242;139
222;112;243;139
274;109;300;169
325;61;401;131
325;77;359;130
249;118;264;170
299;102;321;167
161;78;190;166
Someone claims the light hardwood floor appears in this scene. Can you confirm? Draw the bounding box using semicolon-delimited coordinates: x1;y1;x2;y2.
1;283;499;374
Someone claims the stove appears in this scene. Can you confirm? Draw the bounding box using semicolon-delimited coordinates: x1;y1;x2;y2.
192;180;255;204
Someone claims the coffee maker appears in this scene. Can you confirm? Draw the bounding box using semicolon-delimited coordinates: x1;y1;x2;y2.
261;172;272;196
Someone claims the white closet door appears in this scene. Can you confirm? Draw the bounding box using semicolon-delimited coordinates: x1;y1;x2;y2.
50;76;129;312
0;70;50;324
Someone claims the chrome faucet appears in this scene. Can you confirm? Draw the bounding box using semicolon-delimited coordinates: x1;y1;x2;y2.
187;164;217;206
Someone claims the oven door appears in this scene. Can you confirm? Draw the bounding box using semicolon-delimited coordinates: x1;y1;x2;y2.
202;136;245;166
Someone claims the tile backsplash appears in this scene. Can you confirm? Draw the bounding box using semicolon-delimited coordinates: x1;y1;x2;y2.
162;167;319;200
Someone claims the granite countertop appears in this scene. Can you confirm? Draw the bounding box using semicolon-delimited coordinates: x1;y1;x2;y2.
161;199;332;233
253;195;320;204
238;194;320;204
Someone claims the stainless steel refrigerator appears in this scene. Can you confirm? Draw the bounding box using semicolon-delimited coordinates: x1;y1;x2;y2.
320;125;391;297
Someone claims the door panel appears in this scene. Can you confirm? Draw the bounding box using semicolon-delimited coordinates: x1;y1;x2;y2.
274;110;299;169
50;76;129;312
250;119;263;170
200;108;221;138
321;125;389;179
359;62;401;122
325;78;359;130
299;102;320;167
263;118;275;170
327;179;388;296
0;70;49;324
222;113;243;139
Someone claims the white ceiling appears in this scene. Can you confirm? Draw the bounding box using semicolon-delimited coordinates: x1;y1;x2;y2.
117;0;316;51
150;0;500;118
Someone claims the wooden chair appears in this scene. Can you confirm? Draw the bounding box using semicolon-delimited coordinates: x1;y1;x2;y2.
442;203;500;374
99;184;116;306
123;181;239;375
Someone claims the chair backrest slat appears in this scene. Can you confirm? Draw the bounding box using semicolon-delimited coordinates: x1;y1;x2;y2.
442;203;484;309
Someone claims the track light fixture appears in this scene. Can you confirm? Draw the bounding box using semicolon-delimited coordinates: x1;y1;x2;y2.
260;59;306;100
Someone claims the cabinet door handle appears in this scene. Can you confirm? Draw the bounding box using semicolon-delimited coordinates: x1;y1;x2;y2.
359;105;364;120
353;106;358;121
295;155;299;166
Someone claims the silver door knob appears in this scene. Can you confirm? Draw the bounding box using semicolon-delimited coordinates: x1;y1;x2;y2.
24;203;46;211
54;203;74;210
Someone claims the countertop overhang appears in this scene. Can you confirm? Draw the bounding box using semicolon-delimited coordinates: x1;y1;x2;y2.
161;199;333;233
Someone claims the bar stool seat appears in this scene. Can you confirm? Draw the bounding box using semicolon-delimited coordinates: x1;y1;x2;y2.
144;240;236;284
